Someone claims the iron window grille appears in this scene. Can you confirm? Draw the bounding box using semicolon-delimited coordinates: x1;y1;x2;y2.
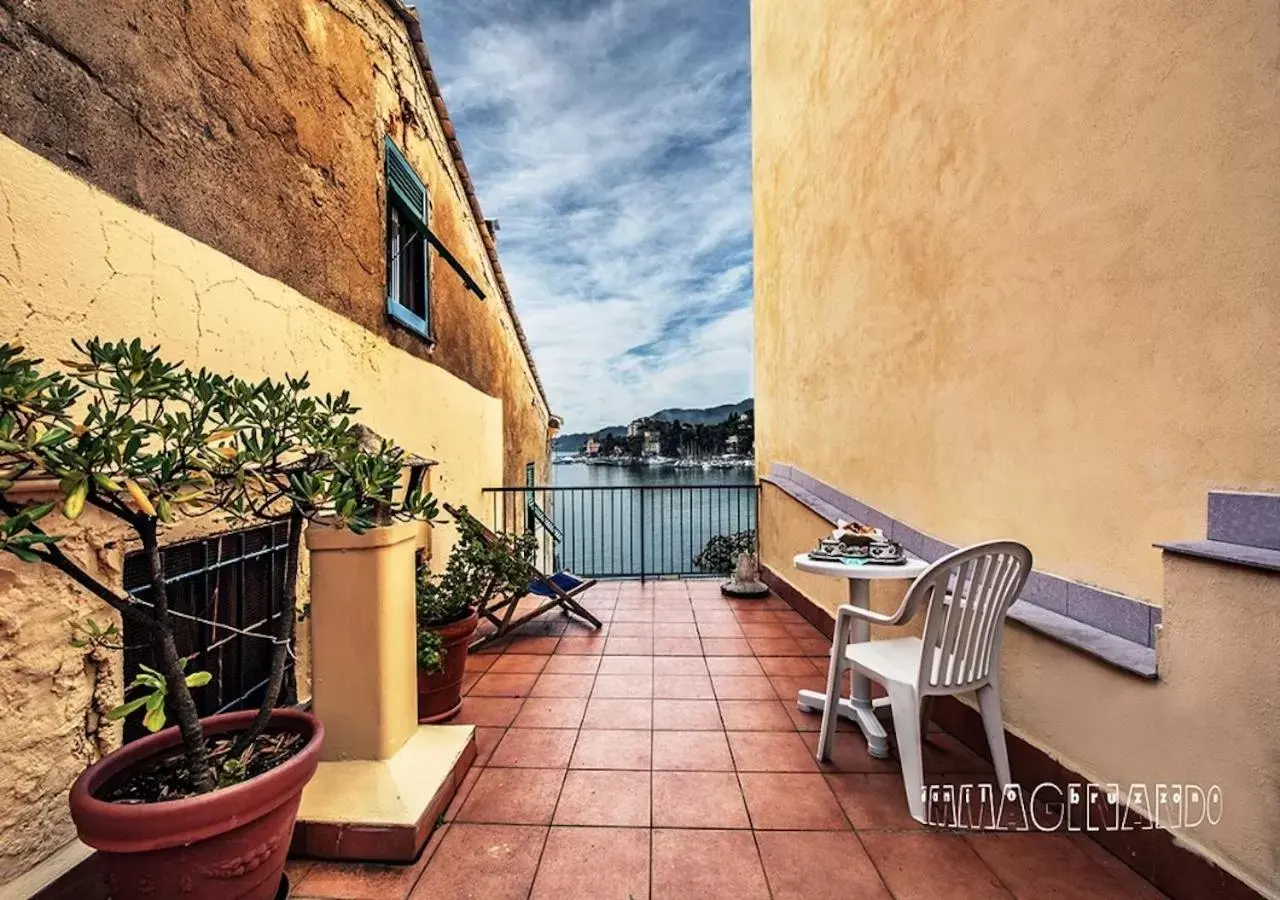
120;522;293;744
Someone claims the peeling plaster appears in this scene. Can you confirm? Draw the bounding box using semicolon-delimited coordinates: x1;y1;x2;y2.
0;0;552;488
0;0;559;880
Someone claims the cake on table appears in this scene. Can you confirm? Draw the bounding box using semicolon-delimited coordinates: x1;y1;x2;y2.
807;519;907;565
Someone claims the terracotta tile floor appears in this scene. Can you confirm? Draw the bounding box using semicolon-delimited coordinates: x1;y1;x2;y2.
289;580;1167;900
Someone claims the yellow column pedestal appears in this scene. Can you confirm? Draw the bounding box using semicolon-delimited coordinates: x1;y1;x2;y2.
294;520;475;862
292;724;475;862
306;520;420;762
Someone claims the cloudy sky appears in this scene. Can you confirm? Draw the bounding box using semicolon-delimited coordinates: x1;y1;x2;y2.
417;0;752;432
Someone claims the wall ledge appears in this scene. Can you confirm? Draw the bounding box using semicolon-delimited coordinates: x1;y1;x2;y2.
763;464;1160;679
1156;490;1280;575
1156;539;1280;575
11;839;93;899
1206;490;1280;552
1006;600;1157;679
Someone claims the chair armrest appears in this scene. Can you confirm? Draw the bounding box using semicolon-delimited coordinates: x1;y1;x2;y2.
836;601;915;628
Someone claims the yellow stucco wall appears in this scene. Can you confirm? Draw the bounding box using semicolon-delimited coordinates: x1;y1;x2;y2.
761;488;1280;896
0;133;504;882
753;1;1280;893
752;0;1280;603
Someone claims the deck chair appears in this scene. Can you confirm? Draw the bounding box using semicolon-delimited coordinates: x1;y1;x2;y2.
443;504;602;650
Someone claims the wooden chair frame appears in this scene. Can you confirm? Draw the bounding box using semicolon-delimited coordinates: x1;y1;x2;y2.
443;504;602;651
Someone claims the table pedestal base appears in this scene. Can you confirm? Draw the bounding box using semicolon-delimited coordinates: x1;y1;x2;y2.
797;689;893;759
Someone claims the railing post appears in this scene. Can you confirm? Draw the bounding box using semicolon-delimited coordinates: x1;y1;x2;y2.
639;489;647;583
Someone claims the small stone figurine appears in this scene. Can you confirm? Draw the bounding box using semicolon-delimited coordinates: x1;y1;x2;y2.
721;551;770;599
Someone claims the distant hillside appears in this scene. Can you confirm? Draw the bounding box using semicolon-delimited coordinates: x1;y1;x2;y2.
649;399;753;426
552;425;627;453
553;399;753;452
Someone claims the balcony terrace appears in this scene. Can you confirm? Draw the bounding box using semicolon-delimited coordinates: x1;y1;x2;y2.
283;578;1164;900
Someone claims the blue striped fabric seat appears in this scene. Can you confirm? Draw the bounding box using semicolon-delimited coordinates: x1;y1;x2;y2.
529;571;587;597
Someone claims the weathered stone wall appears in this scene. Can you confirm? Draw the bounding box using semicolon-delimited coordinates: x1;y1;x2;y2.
0;504;125;884
0;0;553;486
0;130;507;882
0;0;555;882
0;500;283;884
0;3;553;872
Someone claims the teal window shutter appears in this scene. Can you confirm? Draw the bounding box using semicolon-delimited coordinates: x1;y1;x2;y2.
385;137;427;227
384;136;431;339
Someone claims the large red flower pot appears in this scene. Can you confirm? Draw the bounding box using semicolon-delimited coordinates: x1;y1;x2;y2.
417;609;479;723
69;708;322;900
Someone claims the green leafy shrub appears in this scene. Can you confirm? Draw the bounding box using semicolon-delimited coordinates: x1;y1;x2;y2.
417;507;537;641
106;661;211;734
693;530;757;575
417;628;445;674
0;340;436;796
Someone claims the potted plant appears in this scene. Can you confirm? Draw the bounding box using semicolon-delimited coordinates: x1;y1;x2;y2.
693;529;757;575
415;509;536;721
0;340;434;900
694;529;769;598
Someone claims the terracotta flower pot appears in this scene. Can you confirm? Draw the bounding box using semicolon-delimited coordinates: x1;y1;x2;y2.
417;609;479;723
69;708;323;900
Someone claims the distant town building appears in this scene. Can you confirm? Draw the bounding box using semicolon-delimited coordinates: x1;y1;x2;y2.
725;434;740;452
643;432;661;456
628;419;644;437
585;437;601;457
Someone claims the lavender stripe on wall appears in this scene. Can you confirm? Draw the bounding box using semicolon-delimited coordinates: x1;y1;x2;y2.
1207;491;1280;552
765;463;1159;648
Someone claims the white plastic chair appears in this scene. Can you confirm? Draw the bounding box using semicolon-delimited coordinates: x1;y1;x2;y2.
817;540;1032;823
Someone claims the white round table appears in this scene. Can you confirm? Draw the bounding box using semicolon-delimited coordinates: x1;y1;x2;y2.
793;551;931;759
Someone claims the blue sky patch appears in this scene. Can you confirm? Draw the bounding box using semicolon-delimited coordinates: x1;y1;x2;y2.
418;0;753;430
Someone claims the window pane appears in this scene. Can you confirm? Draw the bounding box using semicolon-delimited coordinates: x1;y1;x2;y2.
387;207;402;305
399;230;426;319
386;194;430;337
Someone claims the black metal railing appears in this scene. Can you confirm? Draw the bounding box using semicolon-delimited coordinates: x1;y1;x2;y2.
481;484;759;580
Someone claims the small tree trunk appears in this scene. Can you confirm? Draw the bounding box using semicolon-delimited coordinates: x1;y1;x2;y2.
231;509;301;756
281;514;302;705
278;512;303;705
141;522;216;794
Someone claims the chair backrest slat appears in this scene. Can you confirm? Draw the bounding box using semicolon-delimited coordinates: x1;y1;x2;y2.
908;541;1032;693
976;553;1020;681
954;555;989;683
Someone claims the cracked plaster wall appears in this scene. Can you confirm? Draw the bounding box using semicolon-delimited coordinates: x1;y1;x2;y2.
0;0;553;488
0;0;554;879
0;131;506;883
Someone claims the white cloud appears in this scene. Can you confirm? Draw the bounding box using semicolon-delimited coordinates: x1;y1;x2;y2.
417;0;752;431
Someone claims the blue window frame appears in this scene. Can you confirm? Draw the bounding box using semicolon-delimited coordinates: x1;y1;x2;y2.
384;136;432;340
